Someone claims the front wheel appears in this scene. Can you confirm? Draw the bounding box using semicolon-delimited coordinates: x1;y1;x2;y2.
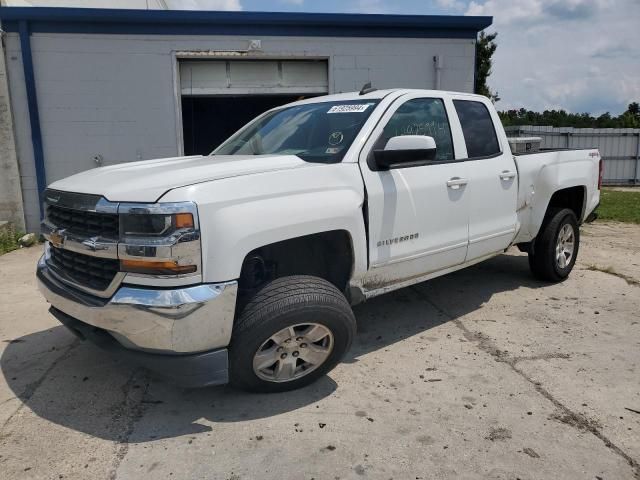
528;208;580;282
229;275;356;393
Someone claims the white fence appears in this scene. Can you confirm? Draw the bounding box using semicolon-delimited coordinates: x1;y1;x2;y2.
505;126;640;185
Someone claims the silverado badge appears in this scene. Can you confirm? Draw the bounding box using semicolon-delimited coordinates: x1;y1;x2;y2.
377;233;419;247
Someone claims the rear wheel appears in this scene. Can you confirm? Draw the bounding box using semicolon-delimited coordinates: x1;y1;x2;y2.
229;275;356;393
528;208;580;282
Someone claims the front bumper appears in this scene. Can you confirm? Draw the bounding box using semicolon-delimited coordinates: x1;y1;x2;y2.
51;307;229;388
37;255;238;387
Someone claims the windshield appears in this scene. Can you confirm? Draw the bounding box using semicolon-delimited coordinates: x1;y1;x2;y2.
213;99;380;163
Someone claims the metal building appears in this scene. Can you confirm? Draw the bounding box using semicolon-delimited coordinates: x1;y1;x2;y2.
505;126;640;185
0;7;491;231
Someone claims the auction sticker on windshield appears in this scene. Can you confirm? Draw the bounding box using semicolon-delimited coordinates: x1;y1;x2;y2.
327;104;373;114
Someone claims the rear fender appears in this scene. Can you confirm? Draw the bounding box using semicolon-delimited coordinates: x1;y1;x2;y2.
516;153;596;242
529;176;585;240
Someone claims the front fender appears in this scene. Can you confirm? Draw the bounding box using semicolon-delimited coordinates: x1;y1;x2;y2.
161;163;367;283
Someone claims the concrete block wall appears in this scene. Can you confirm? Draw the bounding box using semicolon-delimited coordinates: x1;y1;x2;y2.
0;37;25;231
4;33;476;231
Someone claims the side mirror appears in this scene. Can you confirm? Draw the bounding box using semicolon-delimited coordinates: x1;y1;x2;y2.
373;135;437;170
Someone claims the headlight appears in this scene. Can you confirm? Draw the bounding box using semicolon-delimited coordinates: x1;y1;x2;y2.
118;203;201;276
120;212;194;237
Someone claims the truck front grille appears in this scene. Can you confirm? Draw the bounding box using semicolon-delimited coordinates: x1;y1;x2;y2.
48;246;119;291
47;204;119;239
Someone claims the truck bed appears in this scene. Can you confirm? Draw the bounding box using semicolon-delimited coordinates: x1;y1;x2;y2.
513;147;596;156
512;148;600;244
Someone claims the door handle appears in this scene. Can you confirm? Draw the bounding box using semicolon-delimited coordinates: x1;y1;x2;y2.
446;177;468;189
500;170;516;180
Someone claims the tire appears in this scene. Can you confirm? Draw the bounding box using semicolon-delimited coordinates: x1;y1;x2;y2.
229;275;356;393
528;208;580;282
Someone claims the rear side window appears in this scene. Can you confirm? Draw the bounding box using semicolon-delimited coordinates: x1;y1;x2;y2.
453;100;501;158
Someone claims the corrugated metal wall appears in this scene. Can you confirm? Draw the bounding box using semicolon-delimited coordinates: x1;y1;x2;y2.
5;32;476;232
505;126;640;185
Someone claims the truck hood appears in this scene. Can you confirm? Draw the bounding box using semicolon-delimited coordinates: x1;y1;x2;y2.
47;154;317;202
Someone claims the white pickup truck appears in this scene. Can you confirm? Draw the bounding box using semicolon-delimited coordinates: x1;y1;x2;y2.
37;88;601;392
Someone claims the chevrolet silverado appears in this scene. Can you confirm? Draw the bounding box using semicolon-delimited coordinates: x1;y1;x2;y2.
37;88;601;392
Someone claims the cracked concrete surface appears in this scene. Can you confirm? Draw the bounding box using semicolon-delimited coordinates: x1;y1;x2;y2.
0;221;638;479
416;290;638;477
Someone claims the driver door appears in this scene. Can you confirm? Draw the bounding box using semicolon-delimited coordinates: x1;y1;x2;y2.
359;95;470;289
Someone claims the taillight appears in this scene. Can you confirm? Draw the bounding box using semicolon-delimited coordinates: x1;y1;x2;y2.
598;157;603;190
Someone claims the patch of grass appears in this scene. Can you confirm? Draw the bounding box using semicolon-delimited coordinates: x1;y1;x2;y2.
0;225;23;255
597;189;640;223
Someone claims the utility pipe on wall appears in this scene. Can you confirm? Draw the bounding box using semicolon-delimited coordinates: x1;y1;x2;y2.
433;55;443;90
18;20;47;219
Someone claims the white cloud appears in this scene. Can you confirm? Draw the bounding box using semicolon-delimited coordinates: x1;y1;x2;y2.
467;0;614;26
436;0;466;10
351;0;389;14
466;0;640;114
166;0;242;10
467;0;540;25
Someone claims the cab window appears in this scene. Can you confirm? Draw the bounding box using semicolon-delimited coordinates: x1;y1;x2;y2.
374;98;454;162
214;99;379;164
453;100;501;158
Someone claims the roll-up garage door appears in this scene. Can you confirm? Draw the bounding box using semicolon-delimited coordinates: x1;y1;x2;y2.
179;59;328;155
180;59;328;96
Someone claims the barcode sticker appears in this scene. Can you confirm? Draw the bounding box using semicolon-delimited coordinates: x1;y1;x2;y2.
327;104;372;114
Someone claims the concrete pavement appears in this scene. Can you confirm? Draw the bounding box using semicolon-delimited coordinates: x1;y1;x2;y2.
1;222;638;479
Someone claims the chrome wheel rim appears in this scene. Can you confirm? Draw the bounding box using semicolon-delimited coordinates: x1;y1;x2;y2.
252;323;334;383
555;223;575;269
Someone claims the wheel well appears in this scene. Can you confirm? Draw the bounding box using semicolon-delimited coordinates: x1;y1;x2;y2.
237;230;354;311
546;186;585;221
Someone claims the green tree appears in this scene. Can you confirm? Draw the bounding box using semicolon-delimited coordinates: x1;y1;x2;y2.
475;31;500;103
619;112;640;128
497;102;640;128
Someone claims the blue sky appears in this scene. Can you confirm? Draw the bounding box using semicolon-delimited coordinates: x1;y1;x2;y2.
174;0;640;115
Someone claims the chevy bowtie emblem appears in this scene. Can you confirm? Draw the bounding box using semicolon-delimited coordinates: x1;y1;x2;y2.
82;237;106;252
49;230;65;248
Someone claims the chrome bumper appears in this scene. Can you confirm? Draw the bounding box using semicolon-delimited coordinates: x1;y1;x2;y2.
37;254;238;354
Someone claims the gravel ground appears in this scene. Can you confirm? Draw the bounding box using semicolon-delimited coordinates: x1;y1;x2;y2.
0;221;638;480
607;187;639;193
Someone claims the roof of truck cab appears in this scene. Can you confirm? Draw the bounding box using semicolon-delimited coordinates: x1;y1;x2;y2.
287;89;490;107
289;89;402;104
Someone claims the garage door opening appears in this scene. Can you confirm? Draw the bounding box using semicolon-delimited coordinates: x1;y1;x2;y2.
182;94;315;155
179;59;329;155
